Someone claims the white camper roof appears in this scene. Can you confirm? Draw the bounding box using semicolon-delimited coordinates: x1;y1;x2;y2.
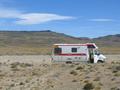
53;43;98;49
54;44;87;46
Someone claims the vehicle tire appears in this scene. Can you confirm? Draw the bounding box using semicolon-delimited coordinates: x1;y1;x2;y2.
66;61;72;64
97;60;104;63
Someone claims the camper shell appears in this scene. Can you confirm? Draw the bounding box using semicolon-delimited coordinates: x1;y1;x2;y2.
52;43;106;63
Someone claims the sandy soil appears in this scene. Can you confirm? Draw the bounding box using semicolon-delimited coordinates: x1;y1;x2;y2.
0;55;119;90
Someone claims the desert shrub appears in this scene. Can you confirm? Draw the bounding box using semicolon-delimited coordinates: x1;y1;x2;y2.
10;62;20;68
72;79;77;82
98;82;103;86
31;87;40;90
0;62;2;65
84;80;89;83
42;64;49;67
95;86;101;90
74;63;80;65
10;84;15;87
46;79;54;88
111;61;115;64
111;61;120;65
111;78;116;81
83;83;94;90
32;71;39;76
114;72;120;77
112;70;118;73
70;64;75;68
112;65;120;73
93;77;100;81
111;87;120;90
85;76;90;79
19;82;24;85
115;66;120;71
0;74;5;77
107;66;112;69
70;70;78;76
76;66;83;70
19;63;33;68
25;80;29;83
11;62;33;69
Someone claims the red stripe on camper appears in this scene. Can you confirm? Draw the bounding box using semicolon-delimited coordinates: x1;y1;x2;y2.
58;53;86;56
58;44;87;46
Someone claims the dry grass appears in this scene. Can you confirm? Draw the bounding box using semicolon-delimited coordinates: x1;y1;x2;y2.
0;46;52;55
0;55;119;90
0;46;119;55
100;47;120;54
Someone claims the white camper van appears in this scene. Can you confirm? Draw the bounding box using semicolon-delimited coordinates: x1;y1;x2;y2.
52;43;106;63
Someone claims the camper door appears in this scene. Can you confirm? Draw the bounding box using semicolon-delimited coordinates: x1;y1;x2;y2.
53;47;62;62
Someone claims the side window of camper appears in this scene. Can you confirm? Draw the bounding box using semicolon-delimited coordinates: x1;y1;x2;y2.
72;48;77;52
54;48;62;55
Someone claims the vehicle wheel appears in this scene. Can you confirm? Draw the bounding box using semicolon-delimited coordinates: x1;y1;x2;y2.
66;61;72;64
97;60;104;63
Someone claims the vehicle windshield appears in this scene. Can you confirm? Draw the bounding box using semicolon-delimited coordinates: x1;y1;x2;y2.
94;49;100;55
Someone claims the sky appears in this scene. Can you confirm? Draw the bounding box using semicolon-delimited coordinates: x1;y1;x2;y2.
0;0;120;38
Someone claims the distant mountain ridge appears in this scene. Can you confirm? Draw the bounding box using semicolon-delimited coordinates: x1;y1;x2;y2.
0;30;119;54
93;34;120;47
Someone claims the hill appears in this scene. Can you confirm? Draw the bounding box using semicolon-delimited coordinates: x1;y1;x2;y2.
0;31;119;55
92;34;120;54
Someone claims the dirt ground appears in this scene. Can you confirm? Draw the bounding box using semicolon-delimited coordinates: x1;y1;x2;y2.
0;55;119;90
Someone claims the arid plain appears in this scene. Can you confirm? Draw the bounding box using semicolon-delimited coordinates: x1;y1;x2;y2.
0;55;119;90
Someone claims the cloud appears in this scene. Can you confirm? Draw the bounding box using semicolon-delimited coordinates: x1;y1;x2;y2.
16;13;74;25
0;8;75;25
89;19;114;22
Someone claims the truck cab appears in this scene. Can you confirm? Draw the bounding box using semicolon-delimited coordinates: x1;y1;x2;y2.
87;43;106;63
93;49;106;63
